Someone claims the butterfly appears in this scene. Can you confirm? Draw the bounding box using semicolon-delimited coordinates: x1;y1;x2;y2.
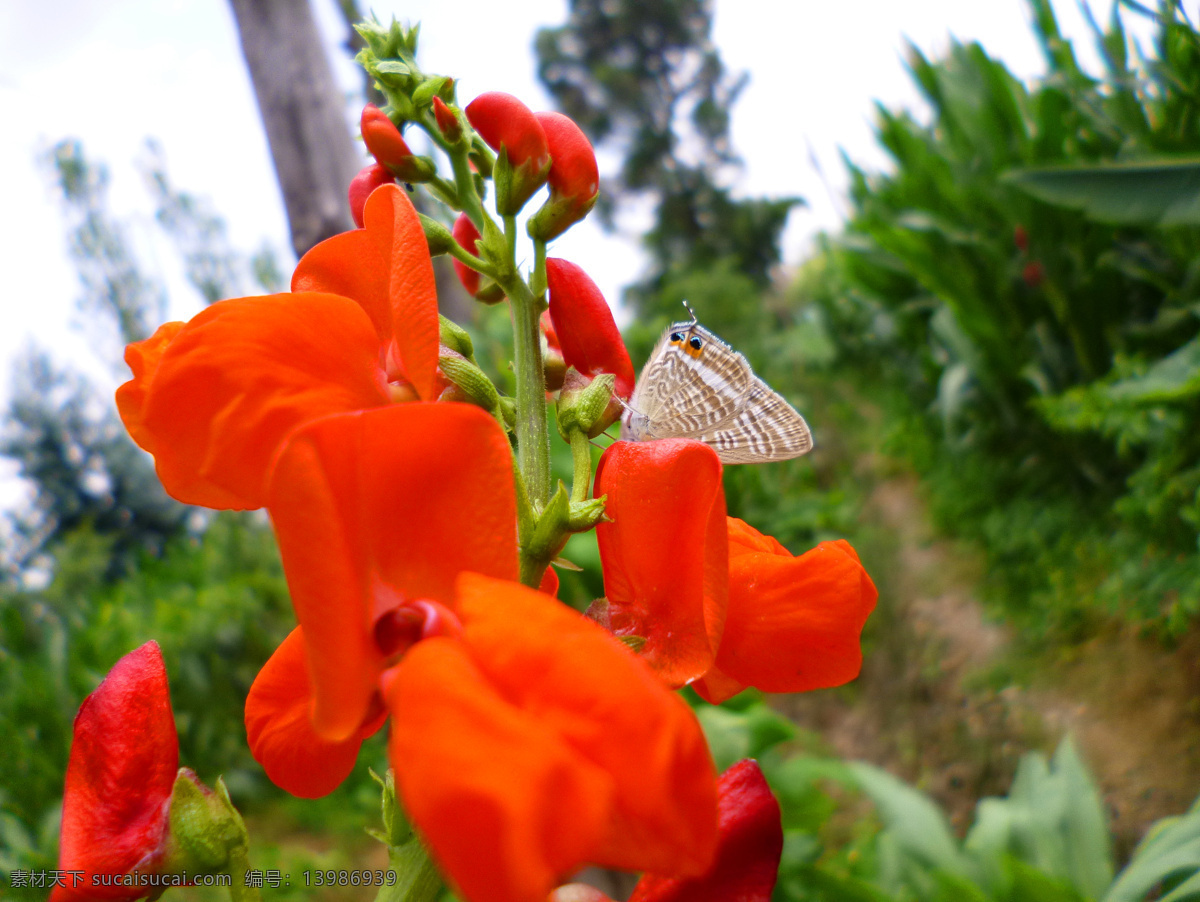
620;303;813;463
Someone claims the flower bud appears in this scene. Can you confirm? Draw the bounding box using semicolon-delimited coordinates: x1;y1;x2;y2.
360;104;437;183
541;310;566;392
451;213;505;303
466;92;551;215
437;347;502;415
527;112;600;241
432;96;464;144
1014;224;1029;252
418;213;456;256
349;163;395;229
557;368;616;439
546;258;634;431
1022;260;1045;288
451;213;483;296
627;760;783;902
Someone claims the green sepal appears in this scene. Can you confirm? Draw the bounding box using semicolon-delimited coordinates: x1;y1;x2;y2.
527;190;599;242
568;496;607;532
469;141;494;178
556;371;616;439
420;215;455;256
476;212;511;278
369;768;413;848
369;769;444;902
526;482;571;561
438;315;475;361
161;770;250;875
384;155;437;184
474;278;507;304
498;397;517;431
437;352;500;413
491;146;552;217
413;76;452;110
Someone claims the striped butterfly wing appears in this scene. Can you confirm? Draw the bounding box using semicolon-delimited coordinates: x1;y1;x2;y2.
627;324;754;439
697;376;813;463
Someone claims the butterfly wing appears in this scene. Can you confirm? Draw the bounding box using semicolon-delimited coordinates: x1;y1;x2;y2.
626;325;753;439
697;376;813;463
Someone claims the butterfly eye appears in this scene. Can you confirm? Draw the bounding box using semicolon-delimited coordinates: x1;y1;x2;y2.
670;332;683;342
689;336;703;351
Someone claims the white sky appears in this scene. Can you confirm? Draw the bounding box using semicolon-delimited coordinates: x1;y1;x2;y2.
0;0;1155;508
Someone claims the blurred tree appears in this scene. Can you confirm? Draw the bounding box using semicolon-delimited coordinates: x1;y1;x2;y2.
535;0;799;319
228;0;361;257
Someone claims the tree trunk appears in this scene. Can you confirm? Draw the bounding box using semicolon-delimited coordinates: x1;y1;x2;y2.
228;0;361;258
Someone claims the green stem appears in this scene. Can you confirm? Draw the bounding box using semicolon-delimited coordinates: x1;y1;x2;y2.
506;275;552;514
531;238;548;305
569;428;592;504
445;238;496;280
449;145;485;231
426;176;459;208
373;839;444;902
225;848;261;902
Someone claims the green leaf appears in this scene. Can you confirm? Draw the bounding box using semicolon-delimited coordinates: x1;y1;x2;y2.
849;762;975;880
1004;158;1200;225
1104;337;1200;403
1104;798;1200;902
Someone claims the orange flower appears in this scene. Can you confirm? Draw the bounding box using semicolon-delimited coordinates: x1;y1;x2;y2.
595;440;875;701
116;184;438;510
694;519;877;704
245;404;719;902
593;439;728;687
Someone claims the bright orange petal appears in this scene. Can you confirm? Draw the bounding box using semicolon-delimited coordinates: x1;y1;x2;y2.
455;573;718;878
594;440;728;687
245;627;380;798
385;639;612;902
125;292;388;510
116;321;185;454
695;523;878;704
292;184;439;400
265;404;518;742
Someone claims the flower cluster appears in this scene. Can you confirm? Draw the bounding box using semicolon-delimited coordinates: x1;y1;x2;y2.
55;19;877;902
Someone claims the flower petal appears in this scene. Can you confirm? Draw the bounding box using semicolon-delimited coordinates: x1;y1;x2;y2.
385;574;717;902
245;627;383;799
266;404;518;742
695;523;877;704
385;639;612;902
455;573;718;877
119;292;388;510
292;183;439;400
54;642;178;899
116;321;184;455
628;760;782;902
594;440;728;686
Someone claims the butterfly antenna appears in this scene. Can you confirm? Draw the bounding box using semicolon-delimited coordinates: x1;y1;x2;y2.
681;299;698;327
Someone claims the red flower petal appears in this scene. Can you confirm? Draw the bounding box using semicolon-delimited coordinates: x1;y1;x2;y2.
452;213;483;297
538;112;599;202
292;183;439;400
694;521;878;704
361;104;414;168
265;404;518;742
466;92;550;170
546;259;635;402
594;439;728;686
628;760;782;902
53;642;178;901
117;292;388;510
384;573;717;902
245;627;385;799
349;163;395;229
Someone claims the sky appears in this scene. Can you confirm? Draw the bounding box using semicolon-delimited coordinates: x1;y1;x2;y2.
0;0;1156;508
